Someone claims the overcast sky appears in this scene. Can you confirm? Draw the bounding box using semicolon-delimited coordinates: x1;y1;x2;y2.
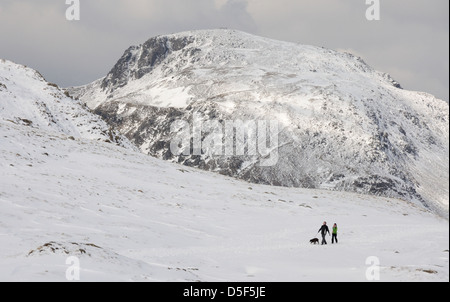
0;0;448;102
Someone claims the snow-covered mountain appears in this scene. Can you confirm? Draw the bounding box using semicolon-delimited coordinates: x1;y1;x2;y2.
68;29;449;218
0;59;134;149
1;88;448;282
0;58;448;282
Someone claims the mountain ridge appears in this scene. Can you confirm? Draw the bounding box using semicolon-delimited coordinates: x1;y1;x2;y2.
0;59;135;150
67;29;449;218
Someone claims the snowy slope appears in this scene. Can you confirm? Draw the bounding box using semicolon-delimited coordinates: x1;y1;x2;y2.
68;29;449;218
0;59;134;149
0;112;448;282
1;42;448;282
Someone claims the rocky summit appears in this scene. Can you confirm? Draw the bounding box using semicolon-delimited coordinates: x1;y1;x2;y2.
68;29;449;218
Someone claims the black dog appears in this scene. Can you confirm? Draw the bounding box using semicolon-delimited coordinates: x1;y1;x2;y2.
310;238;320;245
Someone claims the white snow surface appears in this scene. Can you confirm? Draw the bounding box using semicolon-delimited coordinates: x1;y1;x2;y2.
0;115;448;282
0;59;448;282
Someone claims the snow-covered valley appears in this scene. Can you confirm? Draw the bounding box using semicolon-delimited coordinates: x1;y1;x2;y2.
0;115;448;282
0;40;448;282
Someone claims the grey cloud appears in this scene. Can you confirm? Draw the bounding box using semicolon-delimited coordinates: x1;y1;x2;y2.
0;0;257;87
0;0;447;102
246;0;449;102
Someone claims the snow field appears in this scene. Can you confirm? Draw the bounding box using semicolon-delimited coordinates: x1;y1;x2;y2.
0;120;448;282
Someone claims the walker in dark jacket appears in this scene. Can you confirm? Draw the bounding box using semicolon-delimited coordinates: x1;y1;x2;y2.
318;222;330;245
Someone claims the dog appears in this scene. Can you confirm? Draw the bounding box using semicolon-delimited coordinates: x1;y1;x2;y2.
310;238;320;245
